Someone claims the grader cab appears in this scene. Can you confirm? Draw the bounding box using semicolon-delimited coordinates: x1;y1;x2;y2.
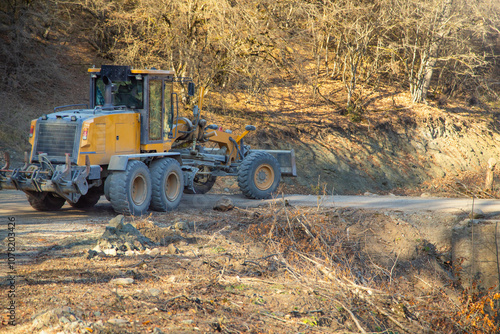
0;65;296;215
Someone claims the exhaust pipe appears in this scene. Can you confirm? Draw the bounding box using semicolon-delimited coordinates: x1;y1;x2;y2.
102;76;115;108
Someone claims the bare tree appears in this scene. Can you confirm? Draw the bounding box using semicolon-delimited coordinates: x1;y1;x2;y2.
410;0;454;102
57;0;500;108
323;1;383;108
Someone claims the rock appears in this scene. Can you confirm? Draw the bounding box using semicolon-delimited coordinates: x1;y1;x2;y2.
94;217;153;255
420;192;432;198
103;248;117;256
109;278;134;286
213;196;234;211
109;215;125;228
470;208;485;219
134;240;146;251
32;310;58;329
108;318;129;325
149;248;160;256
93;311;101;317
123;241;134;251
153;328;165;334
60;306;72;314
149;288;162;297
59;316;70;324
125;250;135;256
174;221;189;231
87;249;98;259
68;321;80;331
167;243;178;254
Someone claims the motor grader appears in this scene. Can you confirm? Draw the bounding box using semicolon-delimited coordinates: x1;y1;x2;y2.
0;65;296;215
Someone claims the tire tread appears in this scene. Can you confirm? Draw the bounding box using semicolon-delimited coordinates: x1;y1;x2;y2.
150;158;183;211
108;160;151;215
237;151;280;199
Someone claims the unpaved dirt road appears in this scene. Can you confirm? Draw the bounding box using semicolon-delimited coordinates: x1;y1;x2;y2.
1;189;499;277
2;189;500;218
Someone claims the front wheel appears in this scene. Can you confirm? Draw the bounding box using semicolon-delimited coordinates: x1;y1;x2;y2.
26;191;66;211
238;151;281;199
108;160;152;215
150;158;183;211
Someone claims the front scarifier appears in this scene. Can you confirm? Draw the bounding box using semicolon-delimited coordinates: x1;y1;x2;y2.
0;65;296;215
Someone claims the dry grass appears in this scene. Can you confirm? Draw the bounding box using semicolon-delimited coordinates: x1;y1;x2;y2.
4;202;500;333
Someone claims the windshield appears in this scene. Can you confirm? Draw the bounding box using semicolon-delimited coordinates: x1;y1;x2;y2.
95;77;144;109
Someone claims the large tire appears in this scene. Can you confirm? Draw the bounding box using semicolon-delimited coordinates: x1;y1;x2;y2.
26;191;66;211
150;158;183;211
184;166;216;194
69;187;101;209
238;151;281;199
104;175;112;201
108;160;152;215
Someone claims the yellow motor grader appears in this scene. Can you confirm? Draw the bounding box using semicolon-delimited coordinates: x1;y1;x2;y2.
0;65;296;215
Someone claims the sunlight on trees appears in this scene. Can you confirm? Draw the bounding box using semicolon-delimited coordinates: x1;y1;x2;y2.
2;0;499;107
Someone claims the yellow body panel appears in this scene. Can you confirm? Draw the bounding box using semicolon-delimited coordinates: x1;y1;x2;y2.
77;113;140;166
205;131;239;163
28;120;36;147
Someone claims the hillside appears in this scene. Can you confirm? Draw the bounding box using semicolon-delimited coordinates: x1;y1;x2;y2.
2;57;500;197
206;84;500;197
3;1;500;332
1;0;500;197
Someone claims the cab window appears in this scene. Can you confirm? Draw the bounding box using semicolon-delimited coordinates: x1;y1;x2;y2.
95;77;144;109
149;80;162;141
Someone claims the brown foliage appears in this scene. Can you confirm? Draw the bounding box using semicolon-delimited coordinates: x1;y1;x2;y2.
61;0;500;106
3;0;500;107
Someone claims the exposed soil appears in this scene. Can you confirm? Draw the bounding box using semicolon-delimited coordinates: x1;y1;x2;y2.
206;85;500;197
2;201;490;334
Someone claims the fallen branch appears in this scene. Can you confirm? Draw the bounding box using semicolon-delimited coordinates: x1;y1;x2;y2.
335;300;367;334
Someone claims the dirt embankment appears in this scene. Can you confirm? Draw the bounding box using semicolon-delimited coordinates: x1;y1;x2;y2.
284;106;500;195
202;84;500;197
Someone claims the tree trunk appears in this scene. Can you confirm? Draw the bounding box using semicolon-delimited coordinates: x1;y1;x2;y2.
412;0;454;103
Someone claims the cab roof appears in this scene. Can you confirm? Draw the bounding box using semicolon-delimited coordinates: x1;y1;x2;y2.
88;67;174;76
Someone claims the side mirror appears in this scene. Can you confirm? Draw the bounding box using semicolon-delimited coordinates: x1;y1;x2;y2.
188;82;195;96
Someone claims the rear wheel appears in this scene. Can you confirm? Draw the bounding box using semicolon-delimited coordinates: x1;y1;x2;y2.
69;187;101;209
184;166;216;194
26;191;66;211
150;158;183;211
238;151;281;199
108;160;152;215
104;175;112;201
